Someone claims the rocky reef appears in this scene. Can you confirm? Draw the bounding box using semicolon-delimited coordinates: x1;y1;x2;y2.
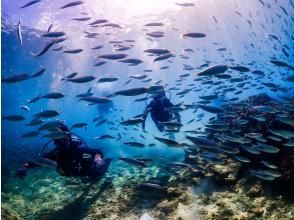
2;94;294;219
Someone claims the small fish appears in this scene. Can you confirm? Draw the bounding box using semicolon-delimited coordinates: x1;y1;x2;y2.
139;182;167;189
183;32;206;38
70;123;88;130
82;153;92;159
21;131;39;138
95;134;115;140
94;61;107;67
260;160;278;169
98;53;127;60
119;58;143;66
64;49;83;54
2;74;29;83
20;0;41;8
66;75;96;83
119;157;148;167
47;23;54;32
229;66;250;72
175;2;194;7
42;131;69;139
124;141;145;147
34;110;60;118
20;105;30;112
72;17;92;21
26;118;44;126
89;19;109;25
61;72;78;80
146;31;164;38
76;87;93;98
97;77;119;83
159;121;183;128
154;53;174;62
130;74;147;80
60;1;83;9
234;155;251;163
145;22;164;26
154;136;183;147
38;120;64;131
115;87;149;96
197;65;228;76
91;45;104;50
16;19;23;45
31;68;46;78
2;115;25;121
32;38;66;57
96;119;107;126
144;48;171;55
120;118;144;126
253;105;275;113
42;32;66;38
79;96;112;104
41;92;65;99
255;143;280;153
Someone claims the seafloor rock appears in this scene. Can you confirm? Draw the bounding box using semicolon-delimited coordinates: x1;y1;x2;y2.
246;181;263;197
156;200;179;214
1;205;20;220
209;160;241;184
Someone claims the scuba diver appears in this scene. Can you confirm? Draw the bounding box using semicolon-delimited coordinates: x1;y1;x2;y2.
16;123;112;179
142;86;181;132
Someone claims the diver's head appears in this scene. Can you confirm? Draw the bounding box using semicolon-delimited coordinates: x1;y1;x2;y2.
152;86;165;99
54;123;71;146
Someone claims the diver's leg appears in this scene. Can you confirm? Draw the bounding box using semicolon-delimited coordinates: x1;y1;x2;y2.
155;122;164;132
100;158;112;176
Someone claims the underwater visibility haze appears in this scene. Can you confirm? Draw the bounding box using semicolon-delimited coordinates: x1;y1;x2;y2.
1;0;294;219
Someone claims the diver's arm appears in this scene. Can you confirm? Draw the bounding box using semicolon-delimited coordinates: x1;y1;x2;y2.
142;102;152;131
42;149;57;161
164;98;181;122
174;112;181;122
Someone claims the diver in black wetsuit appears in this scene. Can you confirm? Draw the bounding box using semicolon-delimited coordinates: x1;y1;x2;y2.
16;123;111;178
142;86;181;132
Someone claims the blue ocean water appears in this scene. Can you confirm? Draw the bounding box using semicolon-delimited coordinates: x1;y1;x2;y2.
1;0;294;219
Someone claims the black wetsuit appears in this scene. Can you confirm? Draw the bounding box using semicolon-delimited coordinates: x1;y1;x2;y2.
43;135;111;177
142;95;181;131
